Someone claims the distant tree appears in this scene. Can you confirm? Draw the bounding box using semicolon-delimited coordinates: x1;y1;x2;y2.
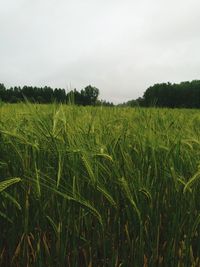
66;89;81;105
53;88;66;103
0;83;101;105
81;85;99;105
119;97;145;107
127;99;139;107
96;100;114;106
0;84;6;101
120;80;200;108
142;80;200;108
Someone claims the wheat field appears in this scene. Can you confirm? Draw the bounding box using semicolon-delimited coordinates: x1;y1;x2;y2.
0;103;200;266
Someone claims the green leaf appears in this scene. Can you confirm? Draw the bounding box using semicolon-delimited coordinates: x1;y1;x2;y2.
0;178;21;193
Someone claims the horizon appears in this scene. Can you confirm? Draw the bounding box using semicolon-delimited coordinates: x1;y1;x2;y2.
1;78;200;105
1;0;200;104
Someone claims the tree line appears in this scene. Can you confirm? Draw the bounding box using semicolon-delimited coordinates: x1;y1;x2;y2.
1;80;200;108
0;83;113;106
122;80;200;108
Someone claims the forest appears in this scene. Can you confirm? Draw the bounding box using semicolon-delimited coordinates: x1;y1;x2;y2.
1;80;200;108
133;80;200;108
0;83;114;106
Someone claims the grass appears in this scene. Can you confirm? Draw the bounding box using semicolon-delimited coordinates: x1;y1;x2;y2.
0;103;200;266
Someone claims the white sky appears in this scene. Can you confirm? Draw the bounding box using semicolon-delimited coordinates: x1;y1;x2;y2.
1;0;200;103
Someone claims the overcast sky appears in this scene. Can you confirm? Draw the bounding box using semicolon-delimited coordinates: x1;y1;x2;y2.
1;0;200;103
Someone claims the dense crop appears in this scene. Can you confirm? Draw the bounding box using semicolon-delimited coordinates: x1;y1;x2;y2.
0;103;200;266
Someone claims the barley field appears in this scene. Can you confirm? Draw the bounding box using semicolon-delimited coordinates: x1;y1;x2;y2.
0;103;200;266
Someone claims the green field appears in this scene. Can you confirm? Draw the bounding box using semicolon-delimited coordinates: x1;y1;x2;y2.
1;103;200;266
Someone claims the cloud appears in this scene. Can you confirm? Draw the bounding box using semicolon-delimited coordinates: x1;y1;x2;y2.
0;0;200;103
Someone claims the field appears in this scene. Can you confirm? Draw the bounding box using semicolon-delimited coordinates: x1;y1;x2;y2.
0;103;200;266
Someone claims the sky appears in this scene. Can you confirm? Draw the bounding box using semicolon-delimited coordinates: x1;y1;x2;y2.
0;0;200;103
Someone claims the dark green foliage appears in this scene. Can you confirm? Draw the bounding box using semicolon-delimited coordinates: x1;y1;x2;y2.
119;99;140;107
143;80;200;108
96;99;114;106
0;83;6;101
0;84;100;106
120;80;200;108
81;85;99;105
67;86;99;106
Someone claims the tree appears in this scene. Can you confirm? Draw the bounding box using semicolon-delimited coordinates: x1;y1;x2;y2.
142;80;200;108
0;84;6;101
53;88;66;103
81;85;99;105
